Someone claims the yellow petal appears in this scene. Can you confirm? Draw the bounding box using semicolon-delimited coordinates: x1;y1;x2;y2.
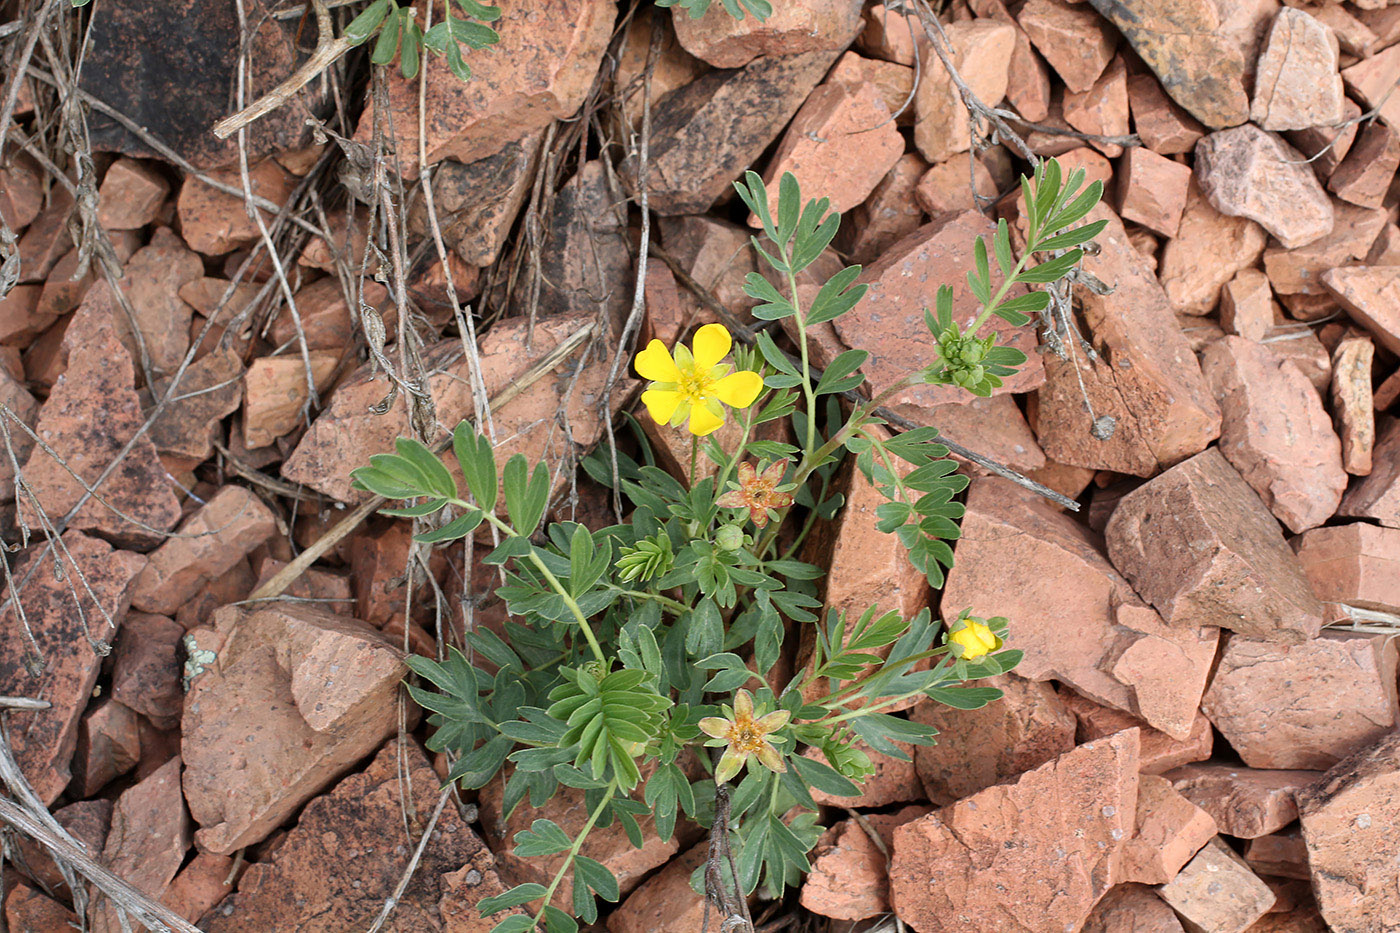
733;689;754;721
715;747;745;784
691;323;732;370
635;340;681;382
698;717;732;739
642;389;683;426
755;709;791;734
755;740;787;773
687;402;725;436
711;370;763;409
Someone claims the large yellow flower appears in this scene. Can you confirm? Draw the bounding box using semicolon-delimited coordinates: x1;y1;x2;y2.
699;689;790;783
947;618;1001;660
636;324;763;437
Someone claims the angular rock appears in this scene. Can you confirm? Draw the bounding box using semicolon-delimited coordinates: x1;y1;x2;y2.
913;20;1016;163
0;531;144;803
970;0;1051;123
1250;8;1346;131
1119;773;1217;885
90;756;190;933
1329;122;1400;210
1243;829;1310;881
909;674;1077;805
16;192;74;284
944;478;1219;740
1220;268;1275;342
1088;0;1249;129
111;611;184;731
1200;336;1346;533
410;133;543;268
0;284;48;346
1104;447;1325;643
894;393;1045;476
671;0;862;69
614;9;708;136
5;884;80;933
841;151;927;264
11;798;111;896
1323;265;1400;356
175;158;299;256
0;366;38;499
1083;884;1187;933
267;277;387;352
802;806;931;921
1127;71;1206;156
1115;145;1192;238
655;214;758;337
1018;0;1117;92
142;346;245;469
0;152;43;231
1342;41;1400;133
836;210;1044;410
96;158;170;230
1160;180;1268;314
827;50;917;124
1063;691;1213;775
114;226;201;377
203;740;509;932
1262;201;1387;297
607;842;709;933
1331;333;1375;475
181;602;406;853
913;155;996;218
1063;55;1129;158
1297;730;1400;933
1339;416;1400;527
636;45;850;215
1195;125;1334;249
1165;763;1319;839
889;730;1139;933
163;851;238;924
1293;522;1400;614
1157;837;1276;933
69;697;143;797
1201;632;1399;770
354;0;614;175
241;350;340;449
1035;203;1221;476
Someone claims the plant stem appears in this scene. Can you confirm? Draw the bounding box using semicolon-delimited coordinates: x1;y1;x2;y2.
530;779;619;925
782;255;819;459
689;435;699;488
614;588;692;615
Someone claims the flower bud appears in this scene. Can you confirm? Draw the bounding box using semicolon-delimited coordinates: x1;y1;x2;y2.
715;524;744;551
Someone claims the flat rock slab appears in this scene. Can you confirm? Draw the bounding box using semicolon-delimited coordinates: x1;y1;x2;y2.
90;756;190;933
1164;763;1322;839
1250;7;1347;131
1156;837;1275;933
673;0;863;69
1195;124;1335;249
1339;416;1400;527
1294;522;1400;614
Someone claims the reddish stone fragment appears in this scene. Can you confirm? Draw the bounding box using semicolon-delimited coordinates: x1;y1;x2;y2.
1127;72;1206;156
1323;265;1400;356
11;798;111;895
97;158;171;230
857;5;920;65
1297;730;1400;933
913;20;1016;163
162;851;238;923
1244;829;1310;881
176;158;298;255
1262;201;1387;298
16;193;73;284
606;843;709;933
4;884;80;933
909;674;1076;805
1063;55;1129;157
1195;125;1334;249
1116;146;1191;237
1329;121;1400;209
1342;41;1400;133
801;819;886;920
1062;691;1213;775
614;9;708;136
1331;333;1375;475
827;51;916;125
181;603;407;854
1293;522;1400;614
114;227;201;378
1165;763;1320;839
1119;773;1217;885
841;152;927;264
1157;838;1276;933
1286;97;1361;177
1017;0;1117;92
1200;336;1346;534
913;155;996;217
1160;180;1268;315
1082;883;1187;933
90;756;191;933
69;697;143;797
1104;447;1324;643
1339;416;1400;527
241;350;340;449
889;730;1139;933
111;612;184;731
142;346;245;470
1250;7;1346;131
1201;632;1399;770
1220;268;1275;341
804;739;923;807
671;0;863;69
0;152;43;230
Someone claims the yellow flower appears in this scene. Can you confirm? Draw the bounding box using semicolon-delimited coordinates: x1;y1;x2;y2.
698;689;790;783
636;323;764;437
947;618;1001;660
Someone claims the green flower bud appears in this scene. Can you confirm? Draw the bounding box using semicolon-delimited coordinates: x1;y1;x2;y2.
715;524;744;551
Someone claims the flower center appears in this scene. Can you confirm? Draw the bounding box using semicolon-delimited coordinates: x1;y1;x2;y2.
731;721;764;753
676;369;711;404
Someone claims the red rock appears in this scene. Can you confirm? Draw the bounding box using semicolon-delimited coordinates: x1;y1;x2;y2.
176;158;298;255
913;20;1016;163
174;555;257;631
756;80;904;223
162;851;238;923
1017;0;1117;92
114;226;202;377
1160;180;1268;315
827;51;917;124
1201;632;1399;770
1063;691;1213;775
970;0;1051;122
945;478;1219;740
909;674;1076;805
480;769;682;909
90;756;190;933
1119;773;1217;885
801;819;888;920
913;155;996;217
1195;125;1334;249
895;393;1045;475
1105;448;1324;643
655;214;758;338
606;843;709;933
1328;122;1400;210
1157;837;1276;933
131;486;275;615
857;5;923;64
111;611;184;731
889;730;1139;933
0;152;43;230
1199;336;1346;533
1244;829;1310;881
11;798;111;895
1323;265;1400;356
1090;0;1249;130
0;531;144;803
1339;415;1400;526
841;151;927;263
181;602;407;854
1262;201;1387;297
142;346;245;470
1250;7;1346;131
1286;99;1361;184
354;0;614;176
1342;41;1400;133
0;366;37;498
638;46;849;215
1293;522;1400;614
614;9;708;136
1220;269;1276;341
1115;146;1192;237
1261;324;1332;394
671;0;863;68
1063;55;1130;157
836;210;1043;410
1082;883;1187;933
1165;763;1320;839
297;207;375;275
1378;367;1400;410
241;350;340;449
4;884;80;933
1296;730;1400;933
1023;458;1097;504
1330;333;1375;475
69;697;143;797
346;519;445;627
16;192;73;284
0;284;49;346
1308;2;1377;57
1368;222;1400;266
1024;92;1084;157
1127;71;1207;155
1035;203;1221;476
203;740;507;932
35;248;95;322
96;158;171;230
267;277;388;352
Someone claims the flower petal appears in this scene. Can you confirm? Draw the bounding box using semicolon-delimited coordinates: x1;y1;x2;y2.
711;370;764;409
642;389;683;426
715;747;745;784
687;402;725;436
755;709;791;733
736;460;757;486
715;490;749;509
698;717;732;739
755;740;786;773
635;340;681;383
691;323;733;370
733;689;754;721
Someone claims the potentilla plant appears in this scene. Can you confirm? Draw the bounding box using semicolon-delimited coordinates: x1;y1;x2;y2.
350;158;1105;932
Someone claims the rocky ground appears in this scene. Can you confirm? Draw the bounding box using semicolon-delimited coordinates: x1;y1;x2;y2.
2;0;1400;931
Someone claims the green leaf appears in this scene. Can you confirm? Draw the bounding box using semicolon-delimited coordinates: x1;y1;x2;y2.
400;21;422;78
503;455;550;535
422;20;451;52
685;599;723;657
344;0;390;43
351;466;425;500
925;685;1004;709
1033;217;1109;253
513;819;573;857
412;509;483;543
395;437;457;499
574;856;620;902
806;265;866;326
744;272;795;320
776;172;801;247
488;916;536;933
444;37;472;81
1019;249;1083;284
456;0;502;20
477;883;547;916
755;330;798;375
790;753;860;799
543;905;578;933
379;498;449;518
453;421;499;511
734;171;776;241
993;220;1014;277
450;16;499;49
814;349;867;396
791;213;839;274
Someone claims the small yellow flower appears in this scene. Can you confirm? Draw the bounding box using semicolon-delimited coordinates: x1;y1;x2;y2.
698;689;790;783
636;323;763;437
947;618;1001;660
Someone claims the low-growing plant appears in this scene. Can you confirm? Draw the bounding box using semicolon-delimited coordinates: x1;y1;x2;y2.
351;158;1105;932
